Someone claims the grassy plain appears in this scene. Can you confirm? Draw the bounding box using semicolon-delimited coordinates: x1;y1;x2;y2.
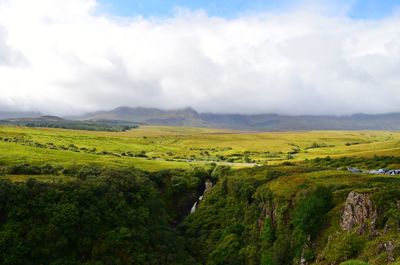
0;125;400;171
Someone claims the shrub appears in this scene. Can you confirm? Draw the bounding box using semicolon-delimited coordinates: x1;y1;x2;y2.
134;151;147;157
211;165;231;179
171;173;199;195
371;189;400;228
260;218;275;248
9;164;41;175
322;232;365;263
208;234;243;265
40;164;58;174
292;186;332;238
62;165;81;176
340;260;369;265
77;165;103;180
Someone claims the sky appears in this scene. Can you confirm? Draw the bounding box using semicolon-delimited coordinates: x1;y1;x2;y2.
97;0;400;19
0;0;400;115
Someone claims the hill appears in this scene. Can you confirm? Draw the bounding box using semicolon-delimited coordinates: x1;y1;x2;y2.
201;112;400;130
0;116;138;132
78;106;400;131
79;106;206;127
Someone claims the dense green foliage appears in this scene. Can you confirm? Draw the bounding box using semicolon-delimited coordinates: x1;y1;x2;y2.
309;155;400;169
322;233;366;263
179;164;400;265
0;168;197;265
1;159;400;264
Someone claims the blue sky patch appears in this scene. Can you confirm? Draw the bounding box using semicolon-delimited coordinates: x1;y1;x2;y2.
97;0;400;19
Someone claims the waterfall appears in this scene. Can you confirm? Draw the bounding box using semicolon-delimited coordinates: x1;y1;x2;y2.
190;179;213;214
190;202;197;214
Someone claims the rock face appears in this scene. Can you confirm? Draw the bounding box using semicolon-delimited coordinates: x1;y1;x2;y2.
341;191;377;232
378;241;396;262
204;179;213;194
258;198;276;231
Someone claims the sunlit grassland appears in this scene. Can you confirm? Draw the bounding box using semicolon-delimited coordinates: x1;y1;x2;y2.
0;140;197;171
267;170;366;198
0;125;400;171
265;169;400;199
0;174;76;183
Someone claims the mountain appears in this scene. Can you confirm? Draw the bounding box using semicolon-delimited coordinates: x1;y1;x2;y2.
79;106;206;127
0;111;42;119
201;112;400;130
78;106;400;131
4;115;65;123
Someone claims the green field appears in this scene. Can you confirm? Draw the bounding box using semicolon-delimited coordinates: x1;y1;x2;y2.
0;125;400;172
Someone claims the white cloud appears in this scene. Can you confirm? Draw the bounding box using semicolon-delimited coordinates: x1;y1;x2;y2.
0;0;400;115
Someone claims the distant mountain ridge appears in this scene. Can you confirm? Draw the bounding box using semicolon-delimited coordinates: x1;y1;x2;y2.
1;107;400;131
79;106;206;127
0;111;42;119
76;106;400;131
4;115;65;123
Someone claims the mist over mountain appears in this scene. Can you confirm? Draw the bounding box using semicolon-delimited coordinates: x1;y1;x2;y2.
0;111;42;120
78;106;206;127
73;106;400;131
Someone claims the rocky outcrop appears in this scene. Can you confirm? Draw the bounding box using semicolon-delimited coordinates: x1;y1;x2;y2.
204;179;213;194
385;241;395;263
258;199;276;230
300;235;312;265
341;191;377;232
379;241;396;263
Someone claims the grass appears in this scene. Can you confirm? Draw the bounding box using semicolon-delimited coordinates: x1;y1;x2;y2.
0;125;400;171
266;170;400;199
0;174;75;183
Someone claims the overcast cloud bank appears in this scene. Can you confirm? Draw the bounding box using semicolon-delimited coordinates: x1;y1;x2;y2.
0;0;400;115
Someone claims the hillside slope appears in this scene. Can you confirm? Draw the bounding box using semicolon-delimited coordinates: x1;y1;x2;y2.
79;106;206;127
201;113;400;131
78;107;400;131
181;164;400;265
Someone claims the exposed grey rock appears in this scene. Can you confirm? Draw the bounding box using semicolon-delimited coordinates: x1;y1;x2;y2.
258;200;276;230
341;191;377;232
300;235;311;265
385;241;395;262
204;179;213;194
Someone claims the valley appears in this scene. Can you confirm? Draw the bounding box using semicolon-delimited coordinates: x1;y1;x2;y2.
0;125;400;265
